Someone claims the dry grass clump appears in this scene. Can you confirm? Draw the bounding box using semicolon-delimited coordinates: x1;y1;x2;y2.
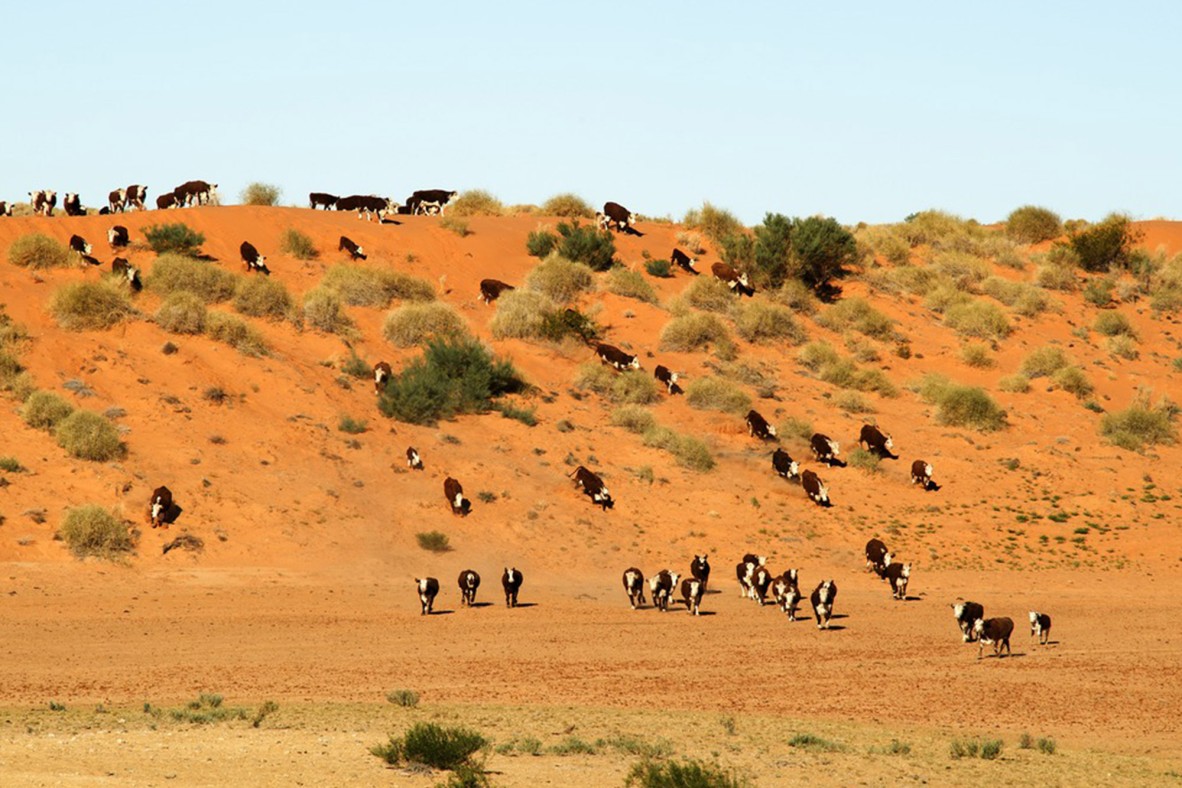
1034;259;1079;291
642;425;715;471
685;376;751;414
439;215;470;237
659;312;733;354
280;228;317;260
60;505;133;559
797;341;896;396
21;391;74;430
980;277;1052;316
320;265;435;306
1051;365;1093;398
8;233;71;269
923;282;973;313
736;301;806;345
960;342;993;368
932;251;991;289
943;300;1010;339
156;292;208;334
233;276;293;320
835;391;875;413
998;374;1031;393
797;341;840;371
679;277;738;314
815;297;894;339
610;405;657;433
770;280;818;315
1020;346;1068;378
147;254;239;302
1006;206;1063;244
1100;390;1177;451
448;189;504;217
541;193;593;218
382;302;469;347
855;225;912;266
917;373;1007;431
490;289;553;340
682;202;745;245
50;281;133;330
1093;311;1136;337
205;312;269;356
55;410;123;460
606;268;658;304
527;254;594;304
240;182;281;206
574;364;660;405
303;287;354;334
1106;334;1139;360
867;265;939;297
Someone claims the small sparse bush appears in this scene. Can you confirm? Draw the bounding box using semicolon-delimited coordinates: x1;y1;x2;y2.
1083;276;1115;307
338;415;368;434
526;230;558;258
541;193;593;218
998;374;1031;393
681;276;738;314
816;297;894;339
960;342;993;368
50;281;133;331
798;342;840;371
788;733;843;753
1052;365;1093;398
0;456;24;472
611;405;657;433
607;268;659;304
626;757;751;788
205;312;268;356
1100;391;1177;451
527;254;594;303
735;301;806;344
280;228;317;260
449;189;503;217
683;202;745;246
55;410;123;460
370;722;487;770
144;223;205;256
1006;205;1062;244
233;276;293;320
556;220;617;271
778;416;813;441
835;391;875;413
644;258;671;277
320;265;435;306
980;739;1003;760
303;287;354;334
386;689;420;708
416;531;451;552
950;738;1002;760
685;376;750;414
1021;346;1068;378
660;312;732;353
147;254;239;302
1093;310;1135;337
240;182;281;206
60;505;132;558
378;337;524;425
919;374;1007;431
1037;737;1057;755
489;290;553;340
1106;334;1139;360
21;391;74;430
495;402;536;426
382;302;468;347
440;215;471;237
943;300;1010;339
847;448;880;473
8;233;71;269
156;292;208;334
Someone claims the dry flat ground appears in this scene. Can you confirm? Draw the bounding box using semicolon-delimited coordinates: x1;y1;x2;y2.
2;207;1182;785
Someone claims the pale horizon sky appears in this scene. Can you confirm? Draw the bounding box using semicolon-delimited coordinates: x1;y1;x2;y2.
3;2;1178;225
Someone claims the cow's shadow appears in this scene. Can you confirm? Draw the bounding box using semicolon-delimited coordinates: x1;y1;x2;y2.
159;503;183;526
903;595;923;602
923;481;942;492
690;610;717;616
427;609;455;616
822;458;848;469
508;602;537;609
821;624;847;631
379;218;403;225
468;602;493;609
621;227;645;237
668;383;684;396
869;449;899;460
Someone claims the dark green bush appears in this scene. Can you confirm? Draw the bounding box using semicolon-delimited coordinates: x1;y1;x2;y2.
280;228;317;259
338;415;368;434
1006;205;1063;244
144;223;206;256
644;258;672;277
918;374;1007;431
556;220;616;271
526;230;558;258
720;232;755;271
416;531;451;552
790;215;858;289
8;233;71;269
539;306;601;343
378;337;524;425
1067;214;1138;272
753;213;794;288
60;505;133;559
370;722;487;770
55;410;123;460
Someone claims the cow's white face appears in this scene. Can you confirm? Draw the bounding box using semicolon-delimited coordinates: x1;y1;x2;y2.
46;190;56;200
884;435;894;450
767;425;777;437
818;484;829;503
788;460;799;477
453;493;463;509
901;563;911;578
417;578;428;593
972;618;987;640
953;602;966;620
628;357;640;370
924;463;933;477
883;552;893;567
829;440;840;456
65;193;77;203
739;273;750;287
669;572;680;589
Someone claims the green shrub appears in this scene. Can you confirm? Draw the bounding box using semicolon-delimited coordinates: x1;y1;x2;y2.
834;391;874;413
771;279;818;315
449;189;503;217
1093;310;1135;337
541;193;593;218
440;215;470;237
1037;737;1057;755
55;410;123;460
280;228;317;260
8;233;71;269
1068;214;1138;272
815;297;894;339
607;268;659;304
918;375;1007;431
574;364;659;405
680;276;737;314
416;531;451;552
933;250;991;289
50;281;133;330
302;287;354;334
798;341;841;371
60;505;132;558
147;254;239;302
382;302;468;347
950;737;1003;760
998;373;1031;393
1006;206;1062;244
1020;346;1068;378
960;342;993;368
1052;365;1092;398
495;402;536;426
719;232;755;272
144;223;205;256
338;415;368;434
1082;276;1114;307
1100;392;1177;451
685;376;750;414
378;337;524;425
611;405;657;434
556;220;617;271
386;689;420;708
370;722;487;770
0;350;24;390
526;254;594;303
981;277;1051;316
659;312;732;353
818;358;897;396
625;757;751;788
21;391;74;430
644;258;671;277
240;182;281;206
683;202;745;245
944;300;1010;339
155;292;208;334
1035;261;1079;291
789;215;858;290
538;306;600;343
489;290;553;340
735;301;806;344
641;425;716;471
233;276;293;320
847;448;881;473
526;230;558;258
341;352;371;378
923;282;973;314
205;312;268;356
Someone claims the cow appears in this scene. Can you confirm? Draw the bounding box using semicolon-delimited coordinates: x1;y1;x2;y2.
373;362;392;394
108;189;127;213
0;201;12;217
883;562;911;600
444;477;471;516
338;236;366;261
149;486;173;528
310;192;339;210
735;554;765;599
406;446;423;470
336;194;393;221
108;226;130;248
174;180;217;206
772;448;800;480
648;569;679;612
155;191;180;210
479;278;514;304
865;538;890;573
859;424;896;458
810;580;838;630
911;459;936;491
711;262;754;297
773;571;802;620
68;234;92;256
746;409;776;440
810;433;840;465
62;193;84;216
681;577;704;615
653;365;681;395
602;201;638;234
595;342;640;371
750;564;774;606
670;248;699;275
690;554;710;590
1029;611;1052;645
407;189;458;215
457;569;480;607
622;567;646;609
974;617;1014;659
30;190;57;216
952;599;985;642
569;465;613;510
111;258;142;291
239;241;270;275
501;567;523;608
800;469;831;507
415;577;440;615
125;185;147;211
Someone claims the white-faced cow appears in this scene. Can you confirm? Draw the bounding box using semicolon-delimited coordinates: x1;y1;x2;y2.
735;554;765;599
111;258;142;291
239;241;270;275
681;577;705;615
595;342;640;371
69;234;92;256
911;459;936;491
602;201;637;234
310;192;339;210
156;191;180;210
337;194;393;221
800;469;831;507
125;185;147;211
175;180;217;207
29;190;57;216
479;278;514;304
149;486;173;529
750;564;774;606
690;554;710;590
883;562;911;600
407;190;458;215
859;424;896;458
670;248;699;275
108;225;130;248
746;409;776;440
1029;611;1052;645
415;577;440;615
773;571;802;620
772;448;800;480
0;201;12;217
373;361;392;394
810;580;838;630
865;538;889;574
63;193;84;216
444;477;471;516
622;567;646;609
809;433;840;465
711;262;754;297
952;599;985;642
648;569;679;612
974;617;1014;659
108;189;127;213
406;446;423;470
653;365;681;395
569;465;613;510
457;569;480;607
339;236;366;260
501;567;523;608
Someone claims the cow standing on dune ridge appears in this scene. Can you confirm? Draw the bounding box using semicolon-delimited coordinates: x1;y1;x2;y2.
310;192;339;210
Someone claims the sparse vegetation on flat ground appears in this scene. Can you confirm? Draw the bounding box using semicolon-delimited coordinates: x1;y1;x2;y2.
370;721;487;770
416;531;451;552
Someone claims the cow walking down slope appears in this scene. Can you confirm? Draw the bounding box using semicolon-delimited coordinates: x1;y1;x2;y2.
570;465;613;510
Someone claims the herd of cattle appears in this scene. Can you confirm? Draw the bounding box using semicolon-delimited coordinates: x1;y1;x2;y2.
10;182;221;218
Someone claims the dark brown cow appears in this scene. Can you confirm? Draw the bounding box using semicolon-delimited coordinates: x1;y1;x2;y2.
670;248;699;275
156;191;180;210
239;241;270;275
859;424;896;458
339;236;366;260
310;192;339;210
108;189;127;213
62;193;84;216
373;362;392;394
690;554;710;590
444;477;470;516
653;365;681;394
772;448;799;480
457;569;480;607
569;465;613;510
810;579;838;629
711;262;754;296
750;564;774;606
773;570;802;620
149;486;173;529
865;538;890;573
602;201;636;233
622;567;646;609
911;459;935;490
883;562;911;600
29;190;57;216
69;234;92;255
1029;611;1052;645
501;567;523;608
800;469;831;506
746;409;776;440
681;577;704;615
415;577;440;615
125;185;148;211
111;258;142;291
174;180;217;206
953;599;985;642
735;554;765;599
108;226;130;248
810;433;840;464
479;278;514;304
0;201;12;217
336;194;393;221
406;446;423;470
974;617;1014;659
648;569;679;612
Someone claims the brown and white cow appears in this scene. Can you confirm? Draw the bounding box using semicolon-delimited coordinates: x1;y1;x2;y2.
1029;611;1052;645
750;564;774;606
156;191;180;210
415;577;440;615
859;424;896;458
108;225;130;248
622;567;646;609
310;192;339;210
681;577;705;615
62;193;84;216
865;538;890;574
569;465;613;510
240;241;270;275
690;554;710;590
773;571;802;620
373;362;392;394
595;342;640;371
810;579;838;629
670;248;699;275
336;194;394;221
772;448;800;480
911;459;935;490
149;486;173;529
952;599;985;642
800;469;831;507
457;569;480;607
501;567;523;608
69;234;92;256
108;189;127;213
735;554;766;599
124;185;147;211
746;409;776;440
711;262;754;296
602;201;636;233
406;446;423;470
111;258;142;291
175;180;217;207
654;365;681;395
883;561;911;600
479;278;514;304
29;190;57;216
444;477;470;516
974;617;1014;659
0;201;12;217
338;235;366;260
648;569;679;612
810;433;840;465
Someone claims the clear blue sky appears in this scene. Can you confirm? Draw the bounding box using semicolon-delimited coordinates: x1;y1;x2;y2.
3;2;1177;225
